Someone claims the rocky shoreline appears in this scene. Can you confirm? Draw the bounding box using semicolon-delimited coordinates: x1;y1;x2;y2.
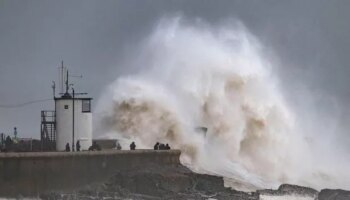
40;164;350;200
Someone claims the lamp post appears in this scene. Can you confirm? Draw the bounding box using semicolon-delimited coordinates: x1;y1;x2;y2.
72;87;75;152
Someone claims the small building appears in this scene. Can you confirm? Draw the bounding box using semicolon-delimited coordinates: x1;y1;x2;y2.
55;92;92;151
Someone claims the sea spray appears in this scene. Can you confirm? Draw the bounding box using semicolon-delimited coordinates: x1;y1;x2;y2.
95;17;349;190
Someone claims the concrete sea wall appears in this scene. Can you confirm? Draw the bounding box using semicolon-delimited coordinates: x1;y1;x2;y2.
0;150;181;197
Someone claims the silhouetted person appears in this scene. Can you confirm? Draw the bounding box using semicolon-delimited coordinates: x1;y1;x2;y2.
65;143;70;152
154;142;159;150
116;142;122;150
130;142;136;150
165;143;171;150
76;140;81;151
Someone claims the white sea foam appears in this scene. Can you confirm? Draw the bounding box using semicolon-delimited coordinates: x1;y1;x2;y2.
95;17;350;190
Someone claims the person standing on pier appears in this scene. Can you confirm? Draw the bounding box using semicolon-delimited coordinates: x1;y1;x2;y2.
130;142;136;150
65;143;70;152
154;142;159;150
76;140;81;151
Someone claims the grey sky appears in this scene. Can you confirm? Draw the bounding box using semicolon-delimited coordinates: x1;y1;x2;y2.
0;0;350;140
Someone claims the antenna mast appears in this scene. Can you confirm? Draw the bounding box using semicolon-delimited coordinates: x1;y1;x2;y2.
65;69;69;94
61;61;64;94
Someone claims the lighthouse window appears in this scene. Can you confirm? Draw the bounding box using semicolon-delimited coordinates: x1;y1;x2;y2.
82;100;91;113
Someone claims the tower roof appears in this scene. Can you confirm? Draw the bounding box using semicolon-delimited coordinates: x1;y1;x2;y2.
54;96;92;101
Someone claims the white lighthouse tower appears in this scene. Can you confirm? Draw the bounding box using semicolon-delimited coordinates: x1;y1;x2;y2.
55;69;92;151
